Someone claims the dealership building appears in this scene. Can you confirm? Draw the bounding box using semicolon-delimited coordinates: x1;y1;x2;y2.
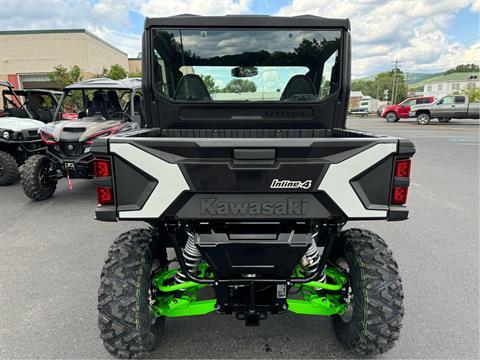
0;29;129;89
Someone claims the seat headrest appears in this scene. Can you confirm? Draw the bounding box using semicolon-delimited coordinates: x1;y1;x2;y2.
280;75;317;101
90;91;108;117
174;74;211;101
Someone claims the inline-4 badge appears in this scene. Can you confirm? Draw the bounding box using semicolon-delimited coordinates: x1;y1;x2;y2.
270;179;312;190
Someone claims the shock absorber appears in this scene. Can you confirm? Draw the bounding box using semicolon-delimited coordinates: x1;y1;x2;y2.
174;231;203;284
300;232;325;281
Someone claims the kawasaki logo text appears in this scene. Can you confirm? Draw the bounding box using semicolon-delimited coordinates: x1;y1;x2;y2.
200;198;307;216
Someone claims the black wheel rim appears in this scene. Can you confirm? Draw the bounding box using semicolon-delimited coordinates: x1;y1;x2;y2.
38;166;51;189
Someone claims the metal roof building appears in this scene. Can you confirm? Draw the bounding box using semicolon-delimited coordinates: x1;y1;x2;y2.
0;29;129;90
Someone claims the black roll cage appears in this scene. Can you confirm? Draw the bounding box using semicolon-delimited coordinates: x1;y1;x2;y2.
141;16;351;130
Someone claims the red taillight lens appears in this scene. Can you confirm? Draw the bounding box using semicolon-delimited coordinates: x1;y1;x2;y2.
392;159;412;205
96;186;113;205
392;186;409;205
395;159;411;177
94;159;111;177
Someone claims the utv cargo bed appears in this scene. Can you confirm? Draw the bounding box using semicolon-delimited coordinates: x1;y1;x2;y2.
93;129;414;222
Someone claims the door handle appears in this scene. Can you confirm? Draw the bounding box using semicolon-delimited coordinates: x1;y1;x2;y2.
232;148;276;166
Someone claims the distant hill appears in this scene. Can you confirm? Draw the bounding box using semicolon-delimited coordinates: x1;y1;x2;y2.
357;72;441;88
407;72;442;85
408;72;478;90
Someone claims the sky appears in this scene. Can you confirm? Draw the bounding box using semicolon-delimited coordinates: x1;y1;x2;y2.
1;0;479;78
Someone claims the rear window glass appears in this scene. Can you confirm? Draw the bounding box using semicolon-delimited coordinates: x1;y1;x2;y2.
151;28;342;102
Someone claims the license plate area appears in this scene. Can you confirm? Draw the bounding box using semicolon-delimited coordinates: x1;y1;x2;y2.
64;162;75;170
195;231;311;278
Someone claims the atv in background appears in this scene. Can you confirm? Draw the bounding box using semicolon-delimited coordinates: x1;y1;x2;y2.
20;77;143;200
94;15;415;358
0;80;61;185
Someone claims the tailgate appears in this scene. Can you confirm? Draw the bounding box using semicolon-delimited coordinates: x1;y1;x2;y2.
93;136;414;222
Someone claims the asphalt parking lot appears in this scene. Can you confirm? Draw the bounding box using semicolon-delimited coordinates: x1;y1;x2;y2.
0;116;478;359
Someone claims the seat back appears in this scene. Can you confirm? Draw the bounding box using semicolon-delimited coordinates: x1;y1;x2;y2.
174;74;211;101
88;91;108;118
280;75;317;101
133;95;145;126
106;90;123;114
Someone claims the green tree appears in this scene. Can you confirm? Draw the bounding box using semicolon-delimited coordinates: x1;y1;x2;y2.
462;86;480;102
48;65;84;110
48;65;83;88
444;63;479;75
201;74;220;93
105;64;127;80
352;70;407;103
128;71;142;78
222;79;257;93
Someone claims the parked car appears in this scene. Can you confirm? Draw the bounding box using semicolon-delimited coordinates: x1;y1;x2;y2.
410;94;480;125
20;77;143;200
0;80;60;185
381;96;435;122
93;15;415;359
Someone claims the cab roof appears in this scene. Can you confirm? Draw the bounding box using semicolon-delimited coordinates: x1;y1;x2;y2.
65;77;142;90
145;14;351;30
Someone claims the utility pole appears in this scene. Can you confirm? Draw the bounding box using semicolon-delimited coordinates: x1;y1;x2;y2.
394;77;399;104
391;59;402;104
406;71;409;96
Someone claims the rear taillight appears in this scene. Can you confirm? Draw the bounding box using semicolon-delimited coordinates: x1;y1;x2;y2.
96;186;113;205
391;158;412;205
395;159;411;177
94;159;111;177
94;158;113;206
392;186;408;205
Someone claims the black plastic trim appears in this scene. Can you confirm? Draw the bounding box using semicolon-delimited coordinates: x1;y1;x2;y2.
393;177;410;187
95;206;117;222
145;15;351;30
387;208;409;221
398;139;416;156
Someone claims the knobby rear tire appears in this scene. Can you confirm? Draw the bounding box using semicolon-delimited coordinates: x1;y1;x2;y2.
98;229;167;359
330;229;404;355
0;151;19;186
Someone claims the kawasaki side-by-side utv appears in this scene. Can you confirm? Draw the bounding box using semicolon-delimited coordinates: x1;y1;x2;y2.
93;15;415;358
0;80;61;185
20;78;142;200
